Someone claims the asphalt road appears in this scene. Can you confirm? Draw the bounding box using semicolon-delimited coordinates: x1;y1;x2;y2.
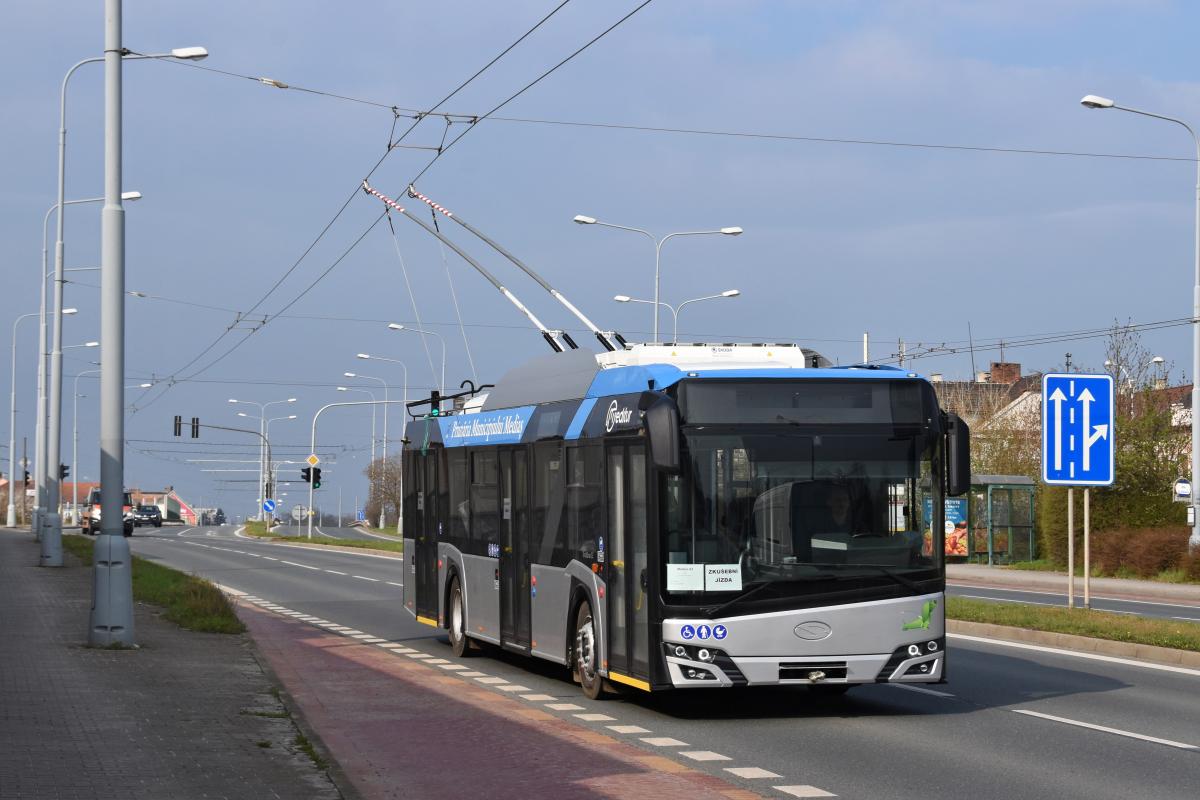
946;582;1200;622
127;525;1200;800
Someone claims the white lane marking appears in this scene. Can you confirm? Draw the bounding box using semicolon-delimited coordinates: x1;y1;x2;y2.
458;671;487;677
679;751;731;762
958;594;1059;608
496;684;531;692
574;713;616;722
474;676;509;685
211;581;247;597
773;786;836;798
270;542;403;561
949;632;1200;677
324;570;347;576
426;658;451;664
353;575;380;582
340;630;364;635
641;737;688;747
888;684;956;699
607;725;651;734
948;582;1200;611
406;653;433;659
279;560;319;571
385;581;404;587
546;703;584;711
725;767;782;779
521;694;556;702
1012;709;1198;751
438;664;470;671
1172;616;1200;622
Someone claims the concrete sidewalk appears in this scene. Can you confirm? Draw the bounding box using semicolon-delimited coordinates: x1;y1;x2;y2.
947;562;1200;603
0;530;342;800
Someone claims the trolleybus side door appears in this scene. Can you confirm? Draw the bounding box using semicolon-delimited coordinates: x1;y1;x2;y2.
414;448;440;624
605;442;650;684
499;447;532;650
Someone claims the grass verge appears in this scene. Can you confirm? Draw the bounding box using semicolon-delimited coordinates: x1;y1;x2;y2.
62;535;245;634
242;520;272;538
947;596;1200;652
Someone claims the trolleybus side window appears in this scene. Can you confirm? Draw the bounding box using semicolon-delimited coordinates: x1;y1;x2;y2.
567;444;603;563
471;450;499;551
533;442;568;566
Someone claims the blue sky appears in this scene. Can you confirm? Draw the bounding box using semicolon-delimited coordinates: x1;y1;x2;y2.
3;1;1199;515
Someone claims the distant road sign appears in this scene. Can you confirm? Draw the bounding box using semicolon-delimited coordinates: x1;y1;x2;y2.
262;499;277;514
1042;373;1114;486
291;505;305;521
356;508;366;522
306;454;320;467
1174;477;1192;503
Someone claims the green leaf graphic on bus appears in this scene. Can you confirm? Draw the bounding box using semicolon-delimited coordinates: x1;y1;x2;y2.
902;600;937;631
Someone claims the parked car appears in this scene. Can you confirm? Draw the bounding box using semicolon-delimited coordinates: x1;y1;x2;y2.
79;489;134;536
132;505;162;528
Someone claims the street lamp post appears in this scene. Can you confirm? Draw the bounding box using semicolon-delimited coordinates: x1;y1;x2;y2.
230;397;296;520
351;359;408;530
386;323;445;394
71;368;100;525
337;386;377;514
8;310;53;527
614;289;740;342
574;215;742;343
1081;94;1200;551
47;45;206;566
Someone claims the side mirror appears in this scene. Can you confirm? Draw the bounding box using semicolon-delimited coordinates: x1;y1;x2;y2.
642;393;681;474
947;412;971;496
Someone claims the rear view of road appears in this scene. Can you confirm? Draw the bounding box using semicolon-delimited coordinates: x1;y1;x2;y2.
125;525;1200;800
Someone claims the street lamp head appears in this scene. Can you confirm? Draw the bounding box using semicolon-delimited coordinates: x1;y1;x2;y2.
121;191;142;201
137;383;152;389
613;295;632;303
720;227;744;236
1080;94;1114;109
227;398;238;404
84;341;99;348
1152;355;1166;365
286;398;297;403
343;372;356;378
286;414;297;419
128;291;147;298
387;323;405;331
356;353;370;360
573;215;597;225
237;412;248;418
337;386;349;392
170;46;209;61
63;308;78;315
721;289;741;298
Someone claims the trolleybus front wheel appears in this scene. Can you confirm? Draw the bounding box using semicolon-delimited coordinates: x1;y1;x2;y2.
448;576;473;658
574;602;605;700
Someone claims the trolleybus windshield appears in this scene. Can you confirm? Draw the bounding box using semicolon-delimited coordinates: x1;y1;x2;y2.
664;379;943;607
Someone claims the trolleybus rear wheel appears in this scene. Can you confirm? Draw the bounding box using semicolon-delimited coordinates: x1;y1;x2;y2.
575;603;604;700
448;576;472;658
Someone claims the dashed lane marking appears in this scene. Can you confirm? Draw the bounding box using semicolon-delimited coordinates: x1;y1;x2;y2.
679;751;731;762
458;671;487;677
773;786;836;798
1012;709;1198;751
474;676;509;685
385;581;404;587
725;767;781;779
546;703;585;711
496;684;530;692
641;737;688;747
947;582;1200;611
607;725;651;734
438;664;470;671
950;632;1200;677
353;575;380;582
521;694;555;702
279;560;319;571
574;713;617;722
324;570;346;576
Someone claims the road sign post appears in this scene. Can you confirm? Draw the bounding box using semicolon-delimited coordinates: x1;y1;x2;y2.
1043;374;1115;610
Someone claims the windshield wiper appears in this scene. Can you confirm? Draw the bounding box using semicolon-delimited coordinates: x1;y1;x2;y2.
703;576;833;618
810;563;925;596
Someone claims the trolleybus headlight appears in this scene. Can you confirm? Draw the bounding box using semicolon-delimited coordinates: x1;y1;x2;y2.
674;645;688;658
927;640;938;652
907;644;922;657
697;648;714;662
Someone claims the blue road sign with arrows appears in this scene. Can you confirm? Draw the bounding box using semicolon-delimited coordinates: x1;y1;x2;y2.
1042;373;1115;486
263;498;277;514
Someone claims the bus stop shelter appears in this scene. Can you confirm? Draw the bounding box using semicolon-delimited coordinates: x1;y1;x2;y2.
966;474;1036;565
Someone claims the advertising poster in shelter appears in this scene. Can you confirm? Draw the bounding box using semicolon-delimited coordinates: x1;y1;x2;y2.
923;497;969;557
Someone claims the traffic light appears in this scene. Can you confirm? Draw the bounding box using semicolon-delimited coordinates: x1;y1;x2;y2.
23;470;30;487
191;417;200;438
173;415;182;436
59;464;69;480
312;468;322;489
301;467;311;483
429;390;441;417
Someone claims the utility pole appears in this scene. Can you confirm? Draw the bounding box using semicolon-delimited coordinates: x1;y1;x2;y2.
89;0;135;646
